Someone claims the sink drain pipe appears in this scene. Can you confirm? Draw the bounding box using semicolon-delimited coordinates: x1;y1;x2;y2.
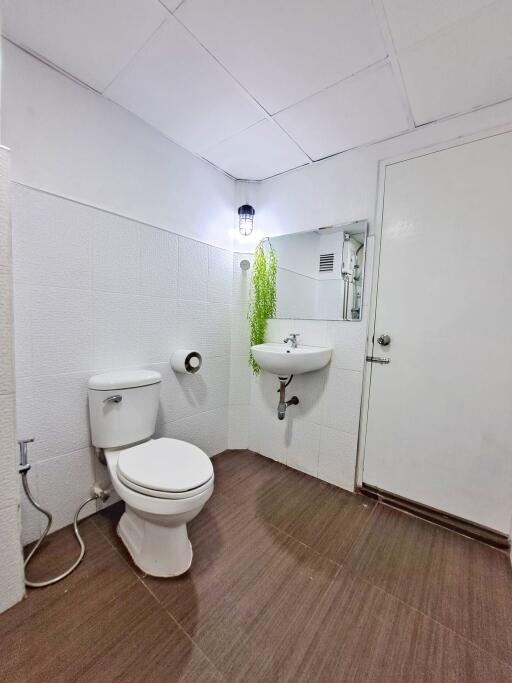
277;375;299;420
18;438;110;588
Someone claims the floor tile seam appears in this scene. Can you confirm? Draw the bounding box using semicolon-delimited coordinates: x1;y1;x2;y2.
336;499;380;567
357;573;512;672
86;516;225;678
89;515;145;582
265;520;342;568
137;575;226;681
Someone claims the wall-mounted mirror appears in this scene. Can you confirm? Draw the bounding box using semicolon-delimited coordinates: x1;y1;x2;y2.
269;220;368;321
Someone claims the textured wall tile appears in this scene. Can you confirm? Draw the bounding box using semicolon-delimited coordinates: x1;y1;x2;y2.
31;287;93;375
37;447;97;532
232;251;252;303
229;354;251;406
208;245;232;303
285;419;321;476
153;361;208;426
0;393;18;510
289;367;328;425
176;300;230;358
163;406;229;457
92;211;140;294
318;425;358;491
10;190;236;539
11;185;92;290
265;318;292;343
0;265;14;394
0;150;24;612
178;236;208;301
0;156;14;396
159;356;230;424
92;291;140;370
230;305;250;356
321;368;364;434
0;505;24;614
176;299;208;353
15;376;34;443
139;225;178;299
138;297;177;364
228;404;249;449
12;284;32;379
29;372;91;462
257;409;288;463
205;303;231;357
326;321;368;372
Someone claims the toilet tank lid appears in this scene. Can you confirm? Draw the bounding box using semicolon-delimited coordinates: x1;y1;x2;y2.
88;370;161;390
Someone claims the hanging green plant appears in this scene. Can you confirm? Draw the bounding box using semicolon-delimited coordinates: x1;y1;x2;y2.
248;239;277;374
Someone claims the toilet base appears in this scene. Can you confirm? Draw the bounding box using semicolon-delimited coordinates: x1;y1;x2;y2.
117;505;193;577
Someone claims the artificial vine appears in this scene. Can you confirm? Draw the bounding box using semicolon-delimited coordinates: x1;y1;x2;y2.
248;239;277;374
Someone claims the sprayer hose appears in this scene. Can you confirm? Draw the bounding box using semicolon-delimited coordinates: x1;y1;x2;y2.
21;472;98;589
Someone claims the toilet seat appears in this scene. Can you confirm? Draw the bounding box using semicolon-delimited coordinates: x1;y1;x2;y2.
116;437;214;500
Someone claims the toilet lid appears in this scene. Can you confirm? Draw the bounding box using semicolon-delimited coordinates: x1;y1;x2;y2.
117;438;213;493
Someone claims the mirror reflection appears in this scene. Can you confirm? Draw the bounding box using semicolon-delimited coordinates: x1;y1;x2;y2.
270;220;367;321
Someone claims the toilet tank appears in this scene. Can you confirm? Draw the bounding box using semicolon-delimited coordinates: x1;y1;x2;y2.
88;370;161;449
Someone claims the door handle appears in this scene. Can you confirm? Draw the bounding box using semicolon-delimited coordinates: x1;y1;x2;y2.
366;356;391;364
377;334;391;346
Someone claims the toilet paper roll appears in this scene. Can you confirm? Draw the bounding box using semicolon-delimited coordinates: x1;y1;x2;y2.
170;350;202;374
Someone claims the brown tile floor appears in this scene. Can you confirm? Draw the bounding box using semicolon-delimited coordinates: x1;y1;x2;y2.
2;450;512;682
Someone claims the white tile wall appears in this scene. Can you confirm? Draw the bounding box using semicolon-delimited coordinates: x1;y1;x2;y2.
10;181;373;554
0;506;25;614
238;239;374;492
0;148;25;613
11;185;232;544
162;407;229;457
37;447;97;531
177;237;208;301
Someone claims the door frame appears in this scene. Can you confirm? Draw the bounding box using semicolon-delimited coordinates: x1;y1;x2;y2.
355;122;512;489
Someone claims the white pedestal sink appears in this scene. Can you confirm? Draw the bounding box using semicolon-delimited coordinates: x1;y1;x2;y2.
251;342;332;376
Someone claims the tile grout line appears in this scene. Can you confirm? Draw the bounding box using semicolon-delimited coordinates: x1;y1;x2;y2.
337;499;512;669
214;456;378;567
138;576;226;681
337;498;380;566
90;512;226;680
357;571;512;673
265;520;342;568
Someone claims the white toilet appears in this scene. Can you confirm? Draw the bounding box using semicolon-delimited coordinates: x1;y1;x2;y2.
88;369;214;577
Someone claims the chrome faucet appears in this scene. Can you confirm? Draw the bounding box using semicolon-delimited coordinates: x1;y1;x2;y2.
283;333;300;349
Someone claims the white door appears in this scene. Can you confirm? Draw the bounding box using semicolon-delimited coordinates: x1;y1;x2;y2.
364;132;512;533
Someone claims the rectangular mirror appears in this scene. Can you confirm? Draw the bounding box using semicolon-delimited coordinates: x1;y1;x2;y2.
270;219;368;321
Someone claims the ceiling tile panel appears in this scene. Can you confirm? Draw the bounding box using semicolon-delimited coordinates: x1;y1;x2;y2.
176;0;387;114
105;18;264;154
398;0;512;124
160;0;184;11
383;0;496;51
203;120;309;180
1;0;167;91
274;63;410;161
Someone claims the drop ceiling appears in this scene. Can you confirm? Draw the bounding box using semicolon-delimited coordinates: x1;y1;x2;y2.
3;0;512;181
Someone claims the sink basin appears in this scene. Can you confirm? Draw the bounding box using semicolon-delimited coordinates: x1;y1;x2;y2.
251;343;332;376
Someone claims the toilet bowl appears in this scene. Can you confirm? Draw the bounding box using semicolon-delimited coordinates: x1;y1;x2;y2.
88;370;214;577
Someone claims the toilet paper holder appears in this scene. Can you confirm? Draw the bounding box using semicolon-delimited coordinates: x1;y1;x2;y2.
170;350;202;374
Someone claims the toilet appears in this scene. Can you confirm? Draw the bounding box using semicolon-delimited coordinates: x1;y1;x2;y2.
88;369;214;577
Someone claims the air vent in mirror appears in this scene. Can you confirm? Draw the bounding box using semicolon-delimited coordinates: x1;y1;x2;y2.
319;253;334;272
